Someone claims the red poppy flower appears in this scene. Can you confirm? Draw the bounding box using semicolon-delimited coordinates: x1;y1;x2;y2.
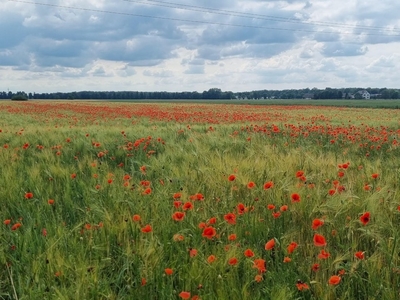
237;203;246;214
173;192;182;199
328;275;341;285
132;214;141;222
191;193;204;201
371;173;379;179
228;233;237;241
296;282;309;291
48;199;55;205
267;204;275;210
142;188;152;195
202;226;217;239
263;181;274;190
228;174;236;181
265;238;275;250
172;212;185;222
311;263;320;272
247;181;256;189
173;234;184;242
295;170;304;178
328;189;336;196
280;205;288;212
207;255;216;263
189;248;197;257
253;258;266;273
224;213;236;225
141;225;152;233
311;219;324;230
360;212;370;226
337;185;345;193
208;217;217;224
173;201;182;209
164;268;173;275
244;249;255;257
198;222;206;229
11;223;22;231
3;219;11;225
272;212;281;219
291;193;301;203
182;202;193;211
318;249;330;259
313;234;327;247
228;257;238;266
363;184;371;191
354;251;365;260
287;242;298;254
24;192;34;199
283;257;291;263
140;180;151;187
179;291;191;299
140;165;146;174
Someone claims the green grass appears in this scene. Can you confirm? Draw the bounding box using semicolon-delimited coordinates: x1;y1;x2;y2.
0;101;400;299
87;98;400;109
23;98;400;109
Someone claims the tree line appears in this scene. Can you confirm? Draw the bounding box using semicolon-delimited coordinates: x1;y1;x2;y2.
0;87;399;100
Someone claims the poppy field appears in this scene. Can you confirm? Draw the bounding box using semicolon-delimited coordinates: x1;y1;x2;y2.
1;101;400;299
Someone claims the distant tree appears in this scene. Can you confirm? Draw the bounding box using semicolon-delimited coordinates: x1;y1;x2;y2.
11;93;28;101
354;92;362;99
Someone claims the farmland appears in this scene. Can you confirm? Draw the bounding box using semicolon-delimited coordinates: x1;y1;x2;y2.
1;101;400;299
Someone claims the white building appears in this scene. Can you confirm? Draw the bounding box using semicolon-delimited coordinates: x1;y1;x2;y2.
359;90;370;99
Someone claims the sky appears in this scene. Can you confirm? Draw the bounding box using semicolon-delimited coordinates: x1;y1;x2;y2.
1;0;400;93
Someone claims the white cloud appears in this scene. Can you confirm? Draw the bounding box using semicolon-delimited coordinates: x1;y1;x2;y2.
0;0;399;92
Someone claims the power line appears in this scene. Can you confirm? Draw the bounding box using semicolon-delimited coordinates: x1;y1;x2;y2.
122;0;400;33
7;0;400;38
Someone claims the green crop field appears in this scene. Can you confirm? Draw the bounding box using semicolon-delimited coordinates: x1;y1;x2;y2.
100;98;400;109
1;101;400;299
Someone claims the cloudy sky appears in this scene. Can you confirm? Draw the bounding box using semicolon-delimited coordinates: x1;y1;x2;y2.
1;0;400;93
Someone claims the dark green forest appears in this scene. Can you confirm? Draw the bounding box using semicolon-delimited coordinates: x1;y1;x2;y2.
1;87;399;100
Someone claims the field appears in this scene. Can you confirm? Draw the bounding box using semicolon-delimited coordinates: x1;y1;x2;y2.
1;101;400;299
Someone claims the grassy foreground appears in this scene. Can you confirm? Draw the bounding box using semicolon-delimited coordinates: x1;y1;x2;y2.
1;101;400;299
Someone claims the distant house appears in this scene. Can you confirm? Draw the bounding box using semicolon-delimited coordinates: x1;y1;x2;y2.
357;90;370;99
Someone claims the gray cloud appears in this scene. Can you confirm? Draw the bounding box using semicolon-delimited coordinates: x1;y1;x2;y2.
184;65;204;74
313;30;341;42
143;69;174;77
320;42;368;57
0;0;399;91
